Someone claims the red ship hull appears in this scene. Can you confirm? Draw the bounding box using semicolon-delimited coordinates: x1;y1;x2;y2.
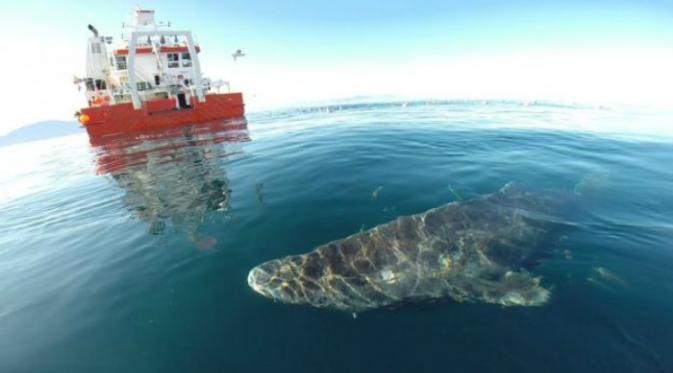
80;93;245;137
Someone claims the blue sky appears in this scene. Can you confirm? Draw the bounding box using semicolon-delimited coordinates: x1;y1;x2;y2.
10;0;668;61
0;0;672;131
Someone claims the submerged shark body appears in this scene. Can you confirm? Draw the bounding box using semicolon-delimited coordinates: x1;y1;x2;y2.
248;183;572;313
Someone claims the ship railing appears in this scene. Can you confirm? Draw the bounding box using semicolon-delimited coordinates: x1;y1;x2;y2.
210;79;230;93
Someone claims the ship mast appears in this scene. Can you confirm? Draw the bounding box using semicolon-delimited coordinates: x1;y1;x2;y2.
127;31;205;109
125;9;205;110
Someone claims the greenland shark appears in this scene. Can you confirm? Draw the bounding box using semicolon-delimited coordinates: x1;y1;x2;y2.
247;183;573;313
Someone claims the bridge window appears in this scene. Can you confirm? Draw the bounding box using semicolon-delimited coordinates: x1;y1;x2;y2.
181;52;192;67
95;79;107;90
137;81;151;91
85;78;95;91
115;55;127;70
167;53;179;68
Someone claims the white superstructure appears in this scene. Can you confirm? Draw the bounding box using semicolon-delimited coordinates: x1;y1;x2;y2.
76;8;229;110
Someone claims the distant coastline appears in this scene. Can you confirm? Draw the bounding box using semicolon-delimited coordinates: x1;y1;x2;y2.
0;121;83;148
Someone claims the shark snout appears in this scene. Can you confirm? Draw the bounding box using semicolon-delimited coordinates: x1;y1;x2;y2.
247;266;272;297
247;258;317;306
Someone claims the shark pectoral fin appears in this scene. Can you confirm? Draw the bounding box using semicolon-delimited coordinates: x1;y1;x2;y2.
499;181;518;193
479;270;550;307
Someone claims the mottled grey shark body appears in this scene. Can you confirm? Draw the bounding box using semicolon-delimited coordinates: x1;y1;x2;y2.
247;183;573;313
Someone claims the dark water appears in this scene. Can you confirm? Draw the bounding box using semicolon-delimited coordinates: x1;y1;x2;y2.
1;101;672;372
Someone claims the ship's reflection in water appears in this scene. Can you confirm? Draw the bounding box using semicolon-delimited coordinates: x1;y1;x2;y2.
90;119;250;249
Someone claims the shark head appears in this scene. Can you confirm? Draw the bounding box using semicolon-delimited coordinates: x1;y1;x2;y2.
247;255;336;308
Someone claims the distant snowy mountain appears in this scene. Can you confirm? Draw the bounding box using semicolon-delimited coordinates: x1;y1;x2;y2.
0;121;83;147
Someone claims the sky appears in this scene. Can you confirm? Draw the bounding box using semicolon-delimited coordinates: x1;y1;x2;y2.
0;0;672;134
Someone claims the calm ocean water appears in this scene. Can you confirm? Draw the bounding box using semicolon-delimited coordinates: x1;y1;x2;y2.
1;101;672;372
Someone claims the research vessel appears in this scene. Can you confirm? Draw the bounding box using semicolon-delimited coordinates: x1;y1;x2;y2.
75;8;244;136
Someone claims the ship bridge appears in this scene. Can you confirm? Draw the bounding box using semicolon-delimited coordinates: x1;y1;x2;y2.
81;8;228;110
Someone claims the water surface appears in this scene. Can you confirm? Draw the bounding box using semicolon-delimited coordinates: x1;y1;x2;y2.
1;101;672;372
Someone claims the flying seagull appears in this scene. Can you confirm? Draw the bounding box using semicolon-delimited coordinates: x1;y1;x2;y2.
232;49;246;61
